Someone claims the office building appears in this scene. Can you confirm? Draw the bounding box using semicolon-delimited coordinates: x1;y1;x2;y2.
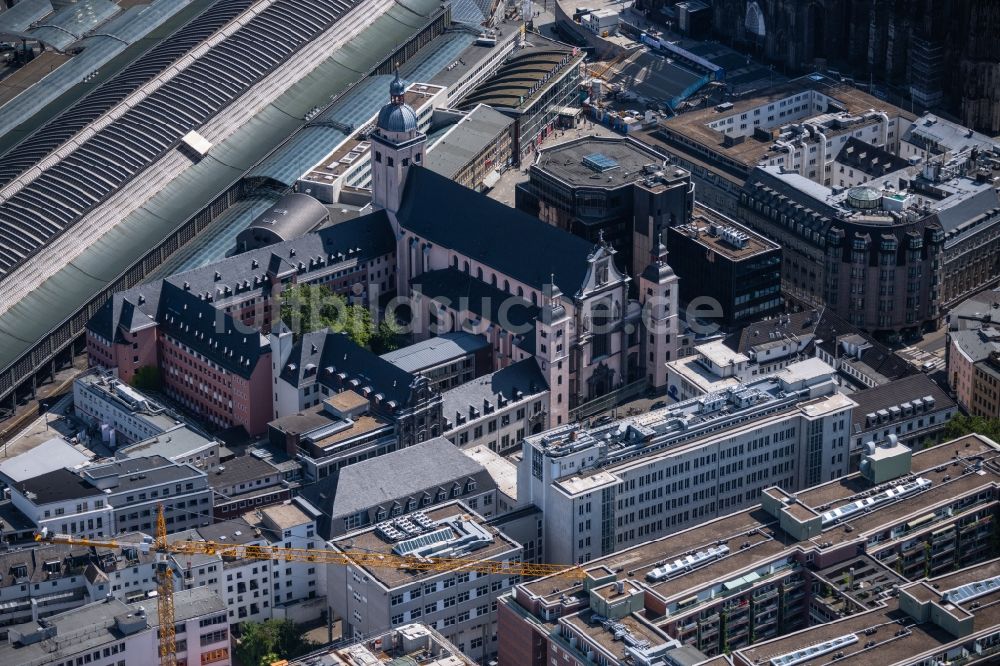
740;133;999;335
266;391;397;482
847;373;957;467
499;433;1000;663
73;370;183;447
667;207;782;329
209;456;291;521
245;502;325;616
116;425;221;472
515;136;695;277
0;586;230;666
639;74;913;217
272;329;444;449
424;104;516;192
518;357;853;565
0;536;156;636
0;438;90;488
739;164;946;338
328;501;522;662
9;455;211;540
722;306;916;391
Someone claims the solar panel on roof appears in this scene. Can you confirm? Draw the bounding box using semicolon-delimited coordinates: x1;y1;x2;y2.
583;153;619;172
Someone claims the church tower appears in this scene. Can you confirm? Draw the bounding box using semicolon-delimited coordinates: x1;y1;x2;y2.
535;277;571;427
639;235;679;392
370;71;426;216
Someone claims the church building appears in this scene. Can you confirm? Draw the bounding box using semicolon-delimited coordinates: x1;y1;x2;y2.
365;74;680;424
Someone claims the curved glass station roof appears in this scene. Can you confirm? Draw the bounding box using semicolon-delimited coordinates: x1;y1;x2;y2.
0;0;200;142
0;0;444;374
0;0;358;281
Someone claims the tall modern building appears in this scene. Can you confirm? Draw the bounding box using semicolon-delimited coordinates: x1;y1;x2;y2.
667;206;782;329
515;136;695;277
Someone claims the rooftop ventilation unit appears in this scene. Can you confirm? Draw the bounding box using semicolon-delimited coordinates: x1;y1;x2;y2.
942;574;1000;605
770;634;859;666
645;544;730;582
820;477;931;527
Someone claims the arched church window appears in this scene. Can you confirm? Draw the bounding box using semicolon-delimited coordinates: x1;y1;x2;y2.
477;268;483;280
452;256;458;269
745;1;766;37
375;151;382;163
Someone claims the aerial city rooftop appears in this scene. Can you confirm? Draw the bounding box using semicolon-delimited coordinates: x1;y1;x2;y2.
0;0;998;665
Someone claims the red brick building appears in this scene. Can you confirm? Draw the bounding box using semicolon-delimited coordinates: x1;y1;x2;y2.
86;214;395;436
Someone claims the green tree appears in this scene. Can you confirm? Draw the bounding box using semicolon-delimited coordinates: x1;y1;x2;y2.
942;414;1000;442
278;283;375;349
343;304;373;350
233;620;271;666
234;619;315;666
130;366;161;391
371;317;403;354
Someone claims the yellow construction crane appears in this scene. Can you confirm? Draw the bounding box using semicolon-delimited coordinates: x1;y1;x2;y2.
36;506;584;666
155;506;177;666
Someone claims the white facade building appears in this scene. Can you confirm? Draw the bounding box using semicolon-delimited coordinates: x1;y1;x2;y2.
74;371;181;447
519;359;855;564
328;502;522;662
0;586;231;666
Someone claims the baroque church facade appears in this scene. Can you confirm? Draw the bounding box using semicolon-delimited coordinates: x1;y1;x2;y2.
367;75;680;424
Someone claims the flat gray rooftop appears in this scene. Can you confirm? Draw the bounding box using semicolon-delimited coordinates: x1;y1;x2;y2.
532;136;669;188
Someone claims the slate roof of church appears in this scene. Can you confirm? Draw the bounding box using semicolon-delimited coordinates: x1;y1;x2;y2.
397;167;598;299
